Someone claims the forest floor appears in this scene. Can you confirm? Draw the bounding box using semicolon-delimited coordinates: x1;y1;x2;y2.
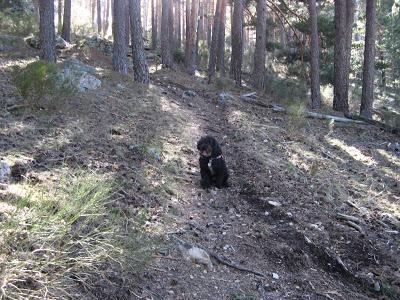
1;46;400;300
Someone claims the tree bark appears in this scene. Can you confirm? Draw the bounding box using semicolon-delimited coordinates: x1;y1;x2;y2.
195;0;203;58
208;0;221;82
104;0;111;36
230;0;243;86
91;0;96;29
177;0;182;48
125;0;130;46
113;0;128;74
216;0;226;74
151;0;158;49
186;0;199;74
129;0;150;83
252;0;267;90
161;0;173;67
308;0;321;108
58;0;63;35
360;0;376;118
97;0;102;34
39;0;56;62
185;0;190;62
168;1;175;51
333;0;354;114
61;0;71;42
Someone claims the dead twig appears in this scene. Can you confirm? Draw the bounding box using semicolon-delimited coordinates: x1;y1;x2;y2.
345;221;365;236
336;213;361;223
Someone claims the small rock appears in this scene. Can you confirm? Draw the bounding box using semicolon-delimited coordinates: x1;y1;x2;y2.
183;90;197;98
374;281;381;292
147;148;161;161
264;211;270;216
78;73;101;91
218;92;235;104
272;273;279;280
182;246;213;269
268;200;282;207
0;161;11;183
387;142;400;154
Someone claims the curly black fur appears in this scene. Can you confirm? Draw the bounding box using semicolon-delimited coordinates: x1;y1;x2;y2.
197;136;229;189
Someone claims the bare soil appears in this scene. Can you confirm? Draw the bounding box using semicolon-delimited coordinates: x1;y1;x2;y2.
1;48;399;300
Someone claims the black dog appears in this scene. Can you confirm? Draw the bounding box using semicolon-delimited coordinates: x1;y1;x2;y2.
197;136;229;189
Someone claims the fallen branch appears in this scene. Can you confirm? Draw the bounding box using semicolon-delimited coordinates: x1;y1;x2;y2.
336;213;361;223
345;200;361;211
208;251;266;278
170;235;266;277
271;104;366;124
345;221;365;236
345;113;400;135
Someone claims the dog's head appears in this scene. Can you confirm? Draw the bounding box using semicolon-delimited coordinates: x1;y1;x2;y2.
197;136;222;158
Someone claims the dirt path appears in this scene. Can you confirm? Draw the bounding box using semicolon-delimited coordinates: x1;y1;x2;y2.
131;71;398;300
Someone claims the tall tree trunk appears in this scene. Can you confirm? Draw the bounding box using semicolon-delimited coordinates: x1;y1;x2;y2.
113;0;128;74
32;0;40;24
333;0;354;114
129;0;150;83
216;0;226;74
161;0;173;67
185;0;190;61
206;0;213;49
39;0;56;62
308;0;321;108
230;0;243;86
92;0;96;29
168;1;175;51
177;0;181;48
252;0;267;90
97;0;102;34
143;0;148;33
125;0;130;45
104;0;111;36
58;0;63;34
360;0;376;118
151;0;158;49
208;0;221;82
186;0;199;74
61;0;71;42
195;0;203;58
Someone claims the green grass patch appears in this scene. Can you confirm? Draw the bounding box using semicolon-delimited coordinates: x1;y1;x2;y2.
0;172;155;299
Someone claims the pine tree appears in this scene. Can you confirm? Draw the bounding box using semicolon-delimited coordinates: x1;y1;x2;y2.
61;0;71;42
129;0;150;83
113;0;128;74
308;0;321;108
230;0;243;86
39;0;56;62
252;0;267;90
360;0;377;118
161;0;173;67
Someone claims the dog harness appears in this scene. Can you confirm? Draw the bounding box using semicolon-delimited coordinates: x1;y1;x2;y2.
208;155;224;175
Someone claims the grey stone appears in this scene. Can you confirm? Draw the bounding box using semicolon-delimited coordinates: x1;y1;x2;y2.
80;36;113;56
26;35;69;49
58;58;101;92
78;73;101;92
218;92;235;104
183;90;197;98
0;161;11;183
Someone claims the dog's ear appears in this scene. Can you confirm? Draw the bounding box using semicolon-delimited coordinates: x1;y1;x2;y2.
211;141;222;157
